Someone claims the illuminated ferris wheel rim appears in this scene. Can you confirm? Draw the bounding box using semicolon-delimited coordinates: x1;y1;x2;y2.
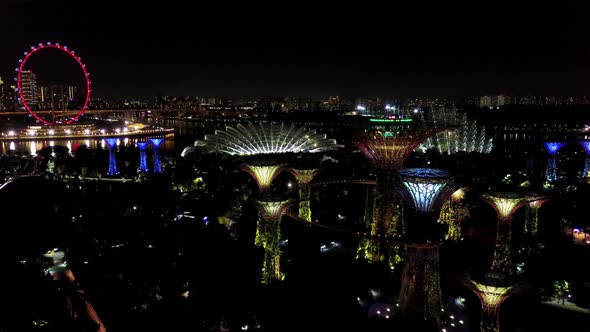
16;42;91;125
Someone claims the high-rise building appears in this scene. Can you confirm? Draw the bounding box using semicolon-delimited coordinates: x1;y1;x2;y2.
20;70;38;107
479;95;492;108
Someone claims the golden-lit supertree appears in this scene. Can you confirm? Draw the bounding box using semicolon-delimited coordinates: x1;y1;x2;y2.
524;195;549;237
398;243;443;327
242;162;283;193
354;127;441;265
255;197;290;285
483;193;525;275
288;168;319;221
467;278;512;332
439;188;466;241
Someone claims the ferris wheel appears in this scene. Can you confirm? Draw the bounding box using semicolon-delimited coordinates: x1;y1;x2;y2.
16;42;91;125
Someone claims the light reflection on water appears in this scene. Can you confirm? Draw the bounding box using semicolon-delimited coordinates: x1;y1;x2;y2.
0;136;174;156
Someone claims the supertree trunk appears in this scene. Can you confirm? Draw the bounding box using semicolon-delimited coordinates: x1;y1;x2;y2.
398;244;442;327
480;308;501;332
583;156;590;180
545;154;557;182
298;185;312;221
491;218;513;275
440;200;460;241
255;217;283;284
524;205;540;236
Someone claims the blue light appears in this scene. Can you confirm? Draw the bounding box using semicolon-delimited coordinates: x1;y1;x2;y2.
105;138;120;176
543;142;565;155
403;182;447;212
580;141;590;155
150;138;165;173
136;142;149;173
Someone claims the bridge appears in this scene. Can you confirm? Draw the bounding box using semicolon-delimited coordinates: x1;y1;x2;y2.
310;178;376;187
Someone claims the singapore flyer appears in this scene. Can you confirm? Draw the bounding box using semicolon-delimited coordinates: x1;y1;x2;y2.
16;42;91;125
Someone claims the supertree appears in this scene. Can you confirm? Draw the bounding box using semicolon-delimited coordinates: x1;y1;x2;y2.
400;168;450;214
579;141;590;180
243;162;284;193
398;243;443;327
203;122;339;155
483;193;525;275
288;168;319;221
543;142;566;182
439;188;466;241
419;110;493;154
467;278;512;332
105;138;119;176
255;197;290;285
150;138;165;173
136;142;149;173
524;195;549;237
354;127;441;264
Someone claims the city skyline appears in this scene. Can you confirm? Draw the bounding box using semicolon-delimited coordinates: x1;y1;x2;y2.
3;1;590;99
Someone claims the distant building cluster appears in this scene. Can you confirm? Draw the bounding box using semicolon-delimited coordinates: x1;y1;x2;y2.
0;70;79;110
479;94;590;108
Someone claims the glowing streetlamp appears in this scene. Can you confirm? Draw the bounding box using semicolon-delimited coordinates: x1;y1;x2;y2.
105;138;119;176
483;193;525;275
150;138;164;173
136;142;149;173
256;197;290;285
543;142;565;182
288;168;319;221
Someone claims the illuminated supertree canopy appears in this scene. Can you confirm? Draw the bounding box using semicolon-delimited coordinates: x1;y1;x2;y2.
483;193;525;275
289;168;319;222
243;163;283;193
399;243;443;327
469;279;512;332
255;198;290;285
544;142;565;182
418;111;493;154
136;142;149;173
400;168;450;213
105;138;119;176
354;128;442;170
203;122;339;155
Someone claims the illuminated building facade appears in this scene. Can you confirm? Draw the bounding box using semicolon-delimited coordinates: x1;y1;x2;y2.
469;280;512;332
105;138;119;176
399;244;443;328
136;142;149;173
255;198;290;285
20;70;38;107
483;193;525;275
204;122;339;155
243;164;283;193
150;138;164;173
543;142;565;182
289;168;319;221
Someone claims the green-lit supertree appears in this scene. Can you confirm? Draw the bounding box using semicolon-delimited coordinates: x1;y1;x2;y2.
439;188;466;241
524;195;549;237
398;243;443;327
255;197;290;285
483;193;525;275
288;168;319;221
243;162;284;193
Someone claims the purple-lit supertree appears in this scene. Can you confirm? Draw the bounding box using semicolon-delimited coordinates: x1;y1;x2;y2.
105;138;119;176
136;142;149;173
579;141;590;180
354;128;441;264
543;142;565;182
483;193;525;276
150;138;165;173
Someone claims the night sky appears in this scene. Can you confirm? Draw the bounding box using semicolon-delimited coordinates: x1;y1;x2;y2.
3;0;590;99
